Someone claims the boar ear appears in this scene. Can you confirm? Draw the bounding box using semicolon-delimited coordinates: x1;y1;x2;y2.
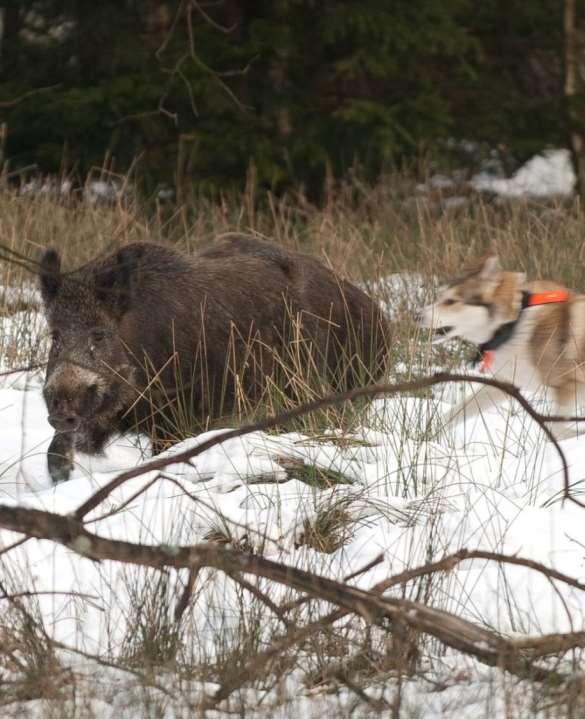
39;248;62;304
95;245;144;317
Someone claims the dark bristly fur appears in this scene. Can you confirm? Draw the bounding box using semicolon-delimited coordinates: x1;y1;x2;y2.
39;235;392;484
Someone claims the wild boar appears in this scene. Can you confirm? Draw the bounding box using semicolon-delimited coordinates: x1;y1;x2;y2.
39;234;391;483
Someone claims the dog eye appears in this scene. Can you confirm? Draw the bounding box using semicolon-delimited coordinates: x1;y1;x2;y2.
443;299;456;306
50;330;62;345
467;296;488;307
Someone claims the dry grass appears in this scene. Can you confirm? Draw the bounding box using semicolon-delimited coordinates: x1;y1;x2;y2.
275;454;355;489
2;173;583;363
294;496;357;554
5;172;582;429
3;173;583;377
202;525;256;554
3;170;585;292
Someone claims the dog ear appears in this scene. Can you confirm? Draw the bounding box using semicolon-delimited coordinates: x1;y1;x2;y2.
39;248;62;305
478;254;500;281
510;273;527;314
95;245;145;317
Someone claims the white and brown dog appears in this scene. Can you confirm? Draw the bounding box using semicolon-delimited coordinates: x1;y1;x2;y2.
419;255;585;437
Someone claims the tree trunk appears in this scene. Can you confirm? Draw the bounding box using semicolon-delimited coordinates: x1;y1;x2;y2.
564;0;585;199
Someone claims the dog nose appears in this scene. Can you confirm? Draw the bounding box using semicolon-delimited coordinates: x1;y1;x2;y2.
48;414;81;432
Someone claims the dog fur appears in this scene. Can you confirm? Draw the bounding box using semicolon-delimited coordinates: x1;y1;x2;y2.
418;255;585;436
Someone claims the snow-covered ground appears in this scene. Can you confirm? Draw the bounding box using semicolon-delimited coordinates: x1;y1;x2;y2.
1;344;585;714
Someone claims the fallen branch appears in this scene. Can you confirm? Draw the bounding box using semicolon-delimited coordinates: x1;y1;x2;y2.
374;548;585;595
512;632;585;658
0;503;575;690
207;547;585;705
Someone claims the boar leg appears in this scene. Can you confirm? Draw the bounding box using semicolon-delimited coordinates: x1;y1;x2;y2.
75;422;113;456
47;432;75;484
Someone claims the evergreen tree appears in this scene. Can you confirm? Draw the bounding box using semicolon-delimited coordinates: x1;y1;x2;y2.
0;0;570;194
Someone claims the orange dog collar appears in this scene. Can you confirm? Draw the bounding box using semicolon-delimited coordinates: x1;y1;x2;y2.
526;289;569;306
478;289;569;373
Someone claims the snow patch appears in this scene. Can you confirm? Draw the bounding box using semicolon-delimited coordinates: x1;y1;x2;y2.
471;148;576;198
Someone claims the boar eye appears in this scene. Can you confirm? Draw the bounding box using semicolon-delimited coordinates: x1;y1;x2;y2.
90;329;108;344
50;330;62;345
443;298;456;306
88;329;108;355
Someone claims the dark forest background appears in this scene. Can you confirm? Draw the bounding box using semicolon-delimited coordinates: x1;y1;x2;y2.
0;1;584;196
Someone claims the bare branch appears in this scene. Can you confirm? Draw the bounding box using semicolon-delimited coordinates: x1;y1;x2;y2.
189;0;237;34
280;552;385;614
73;372;585;522
173;565;200;623
0;84;61;108
512;632;585;657
227;571;292;629
0;363;45;378
0;504;574;690
373;548;585;595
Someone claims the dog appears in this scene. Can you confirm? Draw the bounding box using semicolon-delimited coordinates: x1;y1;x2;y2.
418;254;585;437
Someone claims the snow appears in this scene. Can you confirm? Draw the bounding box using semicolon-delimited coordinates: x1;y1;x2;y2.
471;148;576;198
17;176;127;204
20;177;73;197
1;286;585;715
0;282;42;310
17;147;578;213
422;147;577;204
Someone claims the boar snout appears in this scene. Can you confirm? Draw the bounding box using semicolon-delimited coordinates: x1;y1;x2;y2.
47;413;81;432
44;366;103;425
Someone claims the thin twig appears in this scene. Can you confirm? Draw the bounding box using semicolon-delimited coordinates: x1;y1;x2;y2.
0;363;45;378
375;548;585;595
0;84;61;108
174;565;200;623
85;472;289;553
280;552;384;613
227;571;292;629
